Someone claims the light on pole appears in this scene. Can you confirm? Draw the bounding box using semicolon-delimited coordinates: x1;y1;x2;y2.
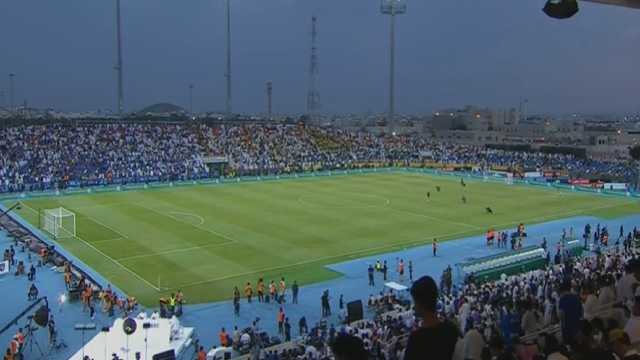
380;0;406;125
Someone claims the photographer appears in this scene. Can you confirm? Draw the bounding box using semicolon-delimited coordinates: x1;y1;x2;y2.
47;315;57;348
27;283;38;301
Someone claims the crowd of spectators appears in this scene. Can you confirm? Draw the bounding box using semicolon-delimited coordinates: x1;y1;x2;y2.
203;225;640;360
0;123;636;193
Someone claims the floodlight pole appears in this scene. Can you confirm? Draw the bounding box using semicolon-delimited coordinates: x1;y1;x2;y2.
389;10;396;124
9;73;15;115
115;0;124;117
224;0;232;117
266;81;272;120
189;84;194;117
381;0;406;125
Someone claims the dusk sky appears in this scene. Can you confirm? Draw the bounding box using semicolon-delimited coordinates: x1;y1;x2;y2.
1;0;638;115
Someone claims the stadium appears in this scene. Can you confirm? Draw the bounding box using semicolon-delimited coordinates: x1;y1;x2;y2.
2;0;640;360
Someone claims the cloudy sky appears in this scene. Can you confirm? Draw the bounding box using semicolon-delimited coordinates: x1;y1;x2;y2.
1;0;638;115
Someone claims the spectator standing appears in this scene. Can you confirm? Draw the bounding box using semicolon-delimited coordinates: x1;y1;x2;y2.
291;280;299;304
557;281;583;345
284;318;291;341
368;265;375;286
277;307;285;335
409;260;413;281
244;282;253;303
404;276;458;360
298;316;307;335
625;300;640;344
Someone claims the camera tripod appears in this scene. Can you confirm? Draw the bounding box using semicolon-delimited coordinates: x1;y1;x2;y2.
25;317;44;358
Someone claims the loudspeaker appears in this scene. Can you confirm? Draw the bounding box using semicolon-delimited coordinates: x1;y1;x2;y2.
543;0;579;19
123;318;137;335
152;349;176;360
346;300;363;323
33;306;49;327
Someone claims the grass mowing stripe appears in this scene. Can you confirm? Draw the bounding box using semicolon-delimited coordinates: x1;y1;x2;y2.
19;200;160;291
7;172;640;305
116;240;236;261
171;228;477;290
130;202;237;243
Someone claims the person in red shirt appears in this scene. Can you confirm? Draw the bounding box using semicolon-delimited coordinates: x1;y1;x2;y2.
219;327;228;347
197;346;206;360
277;307;285;335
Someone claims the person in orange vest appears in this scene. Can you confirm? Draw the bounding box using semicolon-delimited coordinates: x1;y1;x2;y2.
244;282;253;303
219;327;228;347
197;346;206;360
398;259;405;282
277;307;285;335
4;347;14;360
257;278;265;303
486;229;495;246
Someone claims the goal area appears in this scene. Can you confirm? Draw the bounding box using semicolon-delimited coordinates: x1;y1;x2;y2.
42;207;76;239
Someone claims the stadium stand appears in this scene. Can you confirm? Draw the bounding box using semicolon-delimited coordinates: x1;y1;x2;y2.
2;123;640;360
0;123;635;193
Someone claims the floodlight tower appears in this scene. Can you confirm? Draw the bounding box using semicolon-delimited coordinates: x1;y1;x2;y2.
306;16;320;119
224;0;232;116
8;73;15;114
266;81;273;120
114;0;124;117
189;84;194;116
380;0;406;124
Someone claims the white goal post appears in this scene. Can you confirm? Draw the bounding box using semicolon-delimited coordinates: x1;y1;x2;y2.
43;207;76;239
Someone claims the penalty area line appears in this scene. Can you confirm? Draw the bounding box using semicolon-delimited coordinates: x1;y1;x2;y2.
73;234;161;292
171;228;475;291
115;240;236;262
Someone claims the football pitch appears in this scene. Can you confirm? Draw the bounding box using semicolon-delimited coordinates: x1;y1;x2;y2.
6;171;640;305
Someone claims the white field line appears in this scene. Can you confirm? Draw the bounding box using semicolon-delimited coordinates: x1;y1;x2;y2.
170;200;635;290
116;241;235;262
20;202;39;215
485;202;633;231
131;202;237;244
17;180;635;293
296;187;479;230
385;206;482;230
82;213;130;240
72;234;161;291
172;228;475;290
168;211;205;225
91;237;126;244
18;202;159;291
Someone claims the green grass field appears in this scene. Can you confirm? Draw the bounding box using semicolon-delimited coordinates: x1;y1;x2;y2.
5;172;640;305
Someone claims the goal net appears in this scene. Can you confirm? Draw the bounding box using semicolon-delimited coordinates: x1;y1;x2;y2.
43;207;76;239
